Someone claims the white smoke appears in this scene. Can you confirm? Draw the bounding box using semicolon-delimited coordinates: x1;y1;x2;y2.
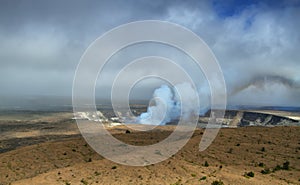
137;82;199;125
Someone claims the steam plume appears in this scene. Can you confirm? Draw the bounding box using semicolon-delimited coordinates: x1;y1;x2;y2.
137;83;198;125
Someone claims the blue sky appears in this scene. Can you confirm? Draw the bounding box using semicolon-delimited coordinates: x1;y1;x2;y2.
213;0;260;18
213;0;300;18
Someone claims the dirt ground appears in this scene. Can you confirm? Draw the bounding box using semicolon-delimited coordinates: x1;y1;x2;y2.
0;119;299;185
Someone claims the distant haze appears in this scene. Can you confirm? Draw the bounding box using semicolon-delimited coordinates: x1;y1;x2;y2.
0;0;300;109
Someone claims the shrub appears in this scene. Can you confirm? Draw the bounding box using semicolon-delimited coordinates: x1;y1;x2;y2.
204;161;209;167
211;180;224;185
191;173;196;177
273;165;281;172
282;161;290;170
80;178;88;185
244;171;254;178
112;166;117;169
261;168;271;174
272;161;290;172
199;176;207;181
94;171;101;176
125;130;131;134
258;162;265;167
261;147;265;152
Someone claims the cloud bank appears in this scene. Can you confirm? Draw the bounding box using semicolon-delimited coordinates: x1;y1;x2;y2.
0;0;299;108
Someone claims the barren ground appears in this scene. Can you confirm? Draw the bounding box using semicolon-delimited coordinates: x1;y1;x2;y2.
0;111;299;185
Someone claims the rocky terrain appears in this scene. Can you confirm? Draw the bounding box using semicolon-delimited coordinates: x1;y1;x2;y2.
200;109;300;127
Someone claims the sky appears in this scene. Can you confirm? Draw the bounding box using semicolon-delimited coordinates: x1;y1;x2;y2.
0;0;300;108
